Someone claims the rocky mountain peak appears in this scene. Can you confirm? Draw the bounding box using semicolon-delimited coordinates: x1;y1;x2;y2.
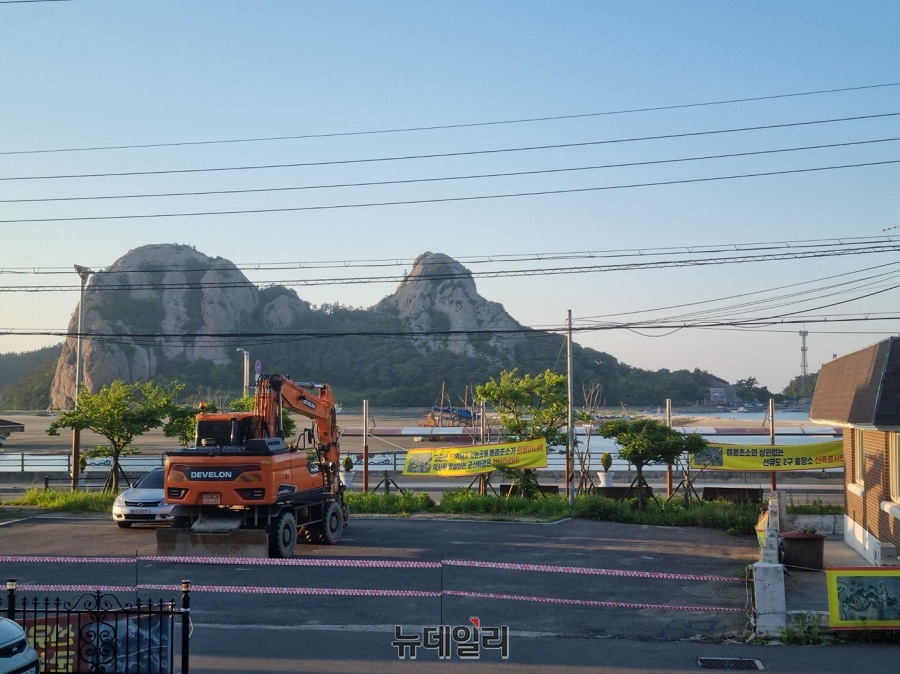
374;251;524;359
49;244;309;409
48;246;523;409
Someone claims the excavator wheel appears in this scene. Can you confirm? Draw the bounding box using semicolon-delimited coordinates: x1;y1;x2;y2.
268;511;297;558
322;500;344;545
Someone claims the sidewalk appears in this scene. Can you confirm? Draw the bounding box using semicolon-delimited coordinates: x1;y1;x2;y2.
784;537;869;614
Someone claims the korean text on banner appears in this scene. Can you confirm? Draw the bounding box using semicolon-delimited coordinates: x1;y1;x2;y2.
690;440;843;471
403;438;548;477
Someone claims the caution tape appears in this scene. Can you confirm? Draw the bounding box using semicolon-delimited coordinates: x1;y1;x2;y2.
442;559;738;582
0;555;739;581
0;555;133;564
11;583;742;612
11;585;140;593
0;555;439;569
444;590;745;612
143;584;441;597
139;555;442;568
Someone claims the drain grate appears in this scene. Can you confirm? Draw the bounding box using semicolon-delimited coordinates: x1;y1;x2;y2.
698;657;764;671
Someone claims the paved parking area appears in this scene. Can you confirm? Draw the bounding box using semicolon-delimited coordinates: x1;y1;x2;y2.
0;513;758;642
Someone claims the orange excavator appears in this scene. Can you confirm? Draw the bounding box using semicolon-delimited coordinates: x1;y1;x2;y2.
156;374;347;558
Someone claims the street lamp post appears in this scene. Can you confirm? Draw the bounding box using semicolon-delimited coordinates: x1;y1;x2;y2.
236;348;250;398
72;264;93;491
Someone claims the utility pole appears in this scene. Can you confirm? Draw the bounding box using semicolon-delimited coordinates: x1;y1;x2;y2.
236;348;250;397
72;264;93;491
566;310;575;507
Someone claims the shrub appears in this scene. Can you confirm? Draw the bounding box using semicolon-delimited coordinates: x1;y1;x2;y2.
786;500;843;515
344;490;435;514
571;495;758;534
11;488;116;513
438;488;570;520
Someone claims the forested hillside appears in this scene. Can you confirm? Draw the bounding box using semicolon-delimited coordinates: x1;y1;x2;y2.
0;344;62;410
0;321;719;410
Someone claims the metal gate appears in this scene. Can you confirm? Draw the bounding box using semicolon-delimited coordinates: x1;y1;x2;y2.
4;579;191;674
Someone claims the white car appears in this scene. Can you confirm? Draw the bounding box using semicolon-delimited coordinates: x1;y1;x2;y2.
112;467;173;528
0;617;40;674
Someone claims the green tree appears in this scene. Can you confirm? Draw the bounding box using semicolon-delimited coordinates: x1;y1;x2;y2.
600;418;708;510
229;394;297;439
475;369;569;447
47;380;180;491
782;372;819;399
475;369;569;498
163;401;218;447
735;376;783;404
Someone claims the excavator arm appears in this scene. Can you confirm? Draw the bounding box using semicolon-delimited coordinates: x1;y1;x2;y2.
254;374;341;466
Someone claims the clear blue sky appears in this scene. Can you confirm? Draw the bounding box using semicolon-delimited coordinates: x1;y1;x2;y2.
2;1;899;393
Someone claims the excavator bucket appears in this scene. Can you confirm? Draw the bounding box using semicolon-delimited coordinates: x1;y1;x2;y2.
156;527;270;558
156;511;270;557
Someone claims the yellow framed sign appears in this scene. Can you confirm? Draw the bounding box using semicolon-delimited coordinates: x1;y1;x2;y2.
826;567;900;629
402;438;547;477
690;440;843;471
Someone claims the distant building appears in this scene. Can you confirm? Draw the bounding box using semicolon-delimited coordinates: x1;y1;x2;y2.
708;387;727;403
810;337;900;566
704;381;738;407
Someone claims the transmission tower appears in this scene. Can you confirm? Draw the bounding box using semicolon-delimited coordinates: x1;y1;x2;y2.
799;330;809;398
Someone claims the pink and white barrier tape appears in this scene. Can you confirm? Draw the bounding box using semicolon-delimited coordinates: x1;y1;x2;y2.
442;559;738;582
12;583;741;612
0;555;737;582
444;590;744;612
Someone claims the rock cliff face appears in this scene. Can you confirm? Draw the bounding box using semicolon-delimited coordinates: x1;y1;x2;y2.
49;244;309;408
50;246;521;409
373;251;525;359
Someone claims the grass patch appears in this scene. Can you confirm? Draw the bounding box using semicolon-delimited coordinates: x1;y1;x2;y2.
7;488;116;513
344;490;435;515
2;485;761;537
438;489;570;520
571;495;759;535
780;612;829;645
786;500;844;515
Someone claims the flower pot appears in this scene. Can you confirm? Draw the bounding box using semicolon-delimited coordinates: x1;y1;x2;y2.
340;472;355;487
597;471;614;488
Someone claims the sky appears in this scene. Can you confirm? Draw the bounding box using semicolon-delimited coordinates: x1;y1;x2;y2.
2;1;899;393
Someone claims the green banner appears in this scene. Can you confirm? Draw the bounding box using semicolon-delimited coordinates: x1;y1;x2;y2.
402;438;548;477
690;440;844;471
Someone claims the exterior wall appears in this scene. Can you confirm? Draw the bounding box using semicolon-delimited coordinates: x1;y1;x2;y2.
844;428;900;565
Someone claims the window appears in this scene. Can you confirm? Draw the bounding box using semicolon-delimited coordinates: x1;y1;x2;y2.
853;428;865;485
891;433;900;503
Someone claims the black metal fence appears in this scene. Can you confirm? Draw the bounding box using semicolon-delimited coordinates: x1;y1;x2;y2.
4;580;191;674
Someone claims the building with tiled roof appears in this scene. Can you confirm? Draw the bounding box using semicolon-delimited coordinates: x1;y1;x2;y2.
810;337;900;566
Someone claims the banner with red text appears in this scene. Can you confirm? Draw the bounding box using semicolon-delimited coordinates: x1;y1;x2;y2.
690;440;843;471
403;439;547;476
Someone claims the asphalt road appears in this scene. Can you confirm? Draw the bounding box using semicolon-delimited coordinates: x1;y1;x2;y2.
1;513;895;672
0;512;747;668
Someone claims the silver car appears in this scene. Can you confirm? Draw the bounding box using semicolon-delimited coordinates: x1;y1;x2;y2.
112;467;173;528
0;617;40;674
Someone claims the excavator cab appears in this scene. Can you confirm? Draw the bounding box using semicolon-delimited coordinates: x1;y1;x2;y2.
195;414;259;448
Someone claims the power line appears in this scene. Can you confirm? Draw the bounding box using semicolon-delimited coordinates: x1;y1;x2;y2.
3;234;899;276
6;313;900;344
2;158;897;224
3;81;898;156
4;136;898;205
581;262;900;327
580;259;900;321
2;111;898;183
3;239;899;292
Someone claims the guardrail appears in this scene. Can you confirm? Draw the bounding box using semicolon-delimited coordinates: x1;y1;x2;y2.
0;454;165;474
